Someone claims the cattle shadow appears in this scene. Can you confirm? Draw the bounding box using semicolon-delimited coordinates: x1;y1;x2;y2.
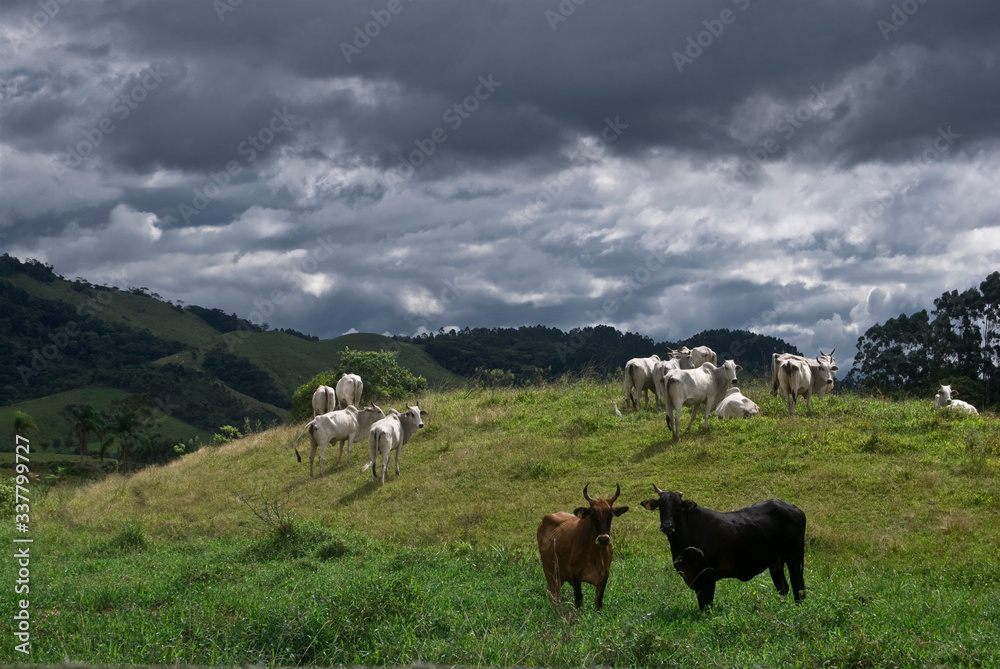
337;479;379;506
631;439;673;462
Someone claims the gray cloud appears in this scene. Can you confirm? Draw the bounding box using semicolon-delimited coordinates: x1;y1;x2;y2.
2;0;999;368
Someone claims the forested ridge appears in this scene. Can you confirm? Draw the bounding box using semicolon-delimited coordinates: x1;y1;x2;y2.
850;271;1000;408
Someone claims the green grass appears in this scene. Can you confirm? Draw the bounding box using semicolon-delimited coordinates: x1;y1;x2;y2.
3;378;998;667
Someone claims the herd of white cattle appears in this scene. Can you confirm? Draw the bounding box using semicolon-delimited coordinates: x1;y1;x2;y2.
293;372;426;484
292;351;980;481
625;345;978;442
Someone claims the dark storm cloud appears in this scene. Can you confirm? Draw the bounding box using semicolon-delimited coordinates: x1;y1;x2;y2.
2;0;999;367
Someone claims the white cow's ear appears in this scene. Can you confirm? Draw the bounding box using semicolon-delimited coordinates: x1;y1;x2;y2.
420;410;428;415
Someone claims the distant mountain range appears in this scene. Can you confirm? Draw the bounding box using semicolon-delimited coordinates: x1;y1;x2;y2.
0;254;798;454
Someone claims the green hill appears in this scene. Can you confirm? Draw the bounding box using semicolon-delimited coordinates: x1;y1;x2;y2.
0;256;463;458
12;379;998;667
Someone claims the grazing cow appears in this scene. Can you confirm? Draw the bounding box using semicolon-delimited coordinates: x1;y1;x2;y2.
714;387;760;419
624;355;661;409
771;350;835;397
311;384;336;416
640;485;806;610
336;373;364;409
663;360;742;441
537;484;629;611
775;357;838;416
294;404;386;476
934;384;979;415
362;404;427;485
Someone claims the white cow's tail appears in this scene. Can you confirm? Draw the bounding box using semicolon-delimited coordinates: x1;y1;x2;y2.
360;432;379;473
292;420;314;463
783;361;799;402
625;362;636;408
664;374;677;429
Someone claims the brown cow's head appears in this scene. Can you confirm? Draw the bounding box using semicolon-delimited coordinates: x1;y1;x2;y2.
640;484;696;536
573;483;629;546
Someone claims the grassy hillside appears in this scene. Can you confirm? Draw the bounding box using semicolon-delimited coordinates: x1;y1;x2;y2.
7;379;996;666
0;387;213;452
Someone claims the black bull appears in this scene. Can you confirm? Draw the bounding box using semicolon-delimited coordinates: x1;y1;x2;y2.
641;485;806;609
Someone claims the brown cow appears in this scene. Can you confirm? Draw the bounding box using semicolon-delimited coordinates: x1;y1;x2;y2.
537;483;629;610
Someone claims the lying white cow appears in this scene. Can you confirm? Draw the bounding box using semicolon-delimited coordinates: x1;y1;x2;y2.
624;355;661;409
934;384;979;415
311;384;336;416
362;404;427;485
663;359;742;441
715;387;760;419
336;373;364;409
294;403;385;476
775;357;838;416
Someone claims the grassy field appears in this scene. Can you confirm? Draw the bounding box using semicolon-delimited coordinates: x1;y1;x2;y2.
2;377;998;667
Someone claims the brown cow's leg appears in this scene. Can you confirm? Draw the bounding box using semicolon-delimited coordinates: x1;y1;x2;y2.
594;576;608;611
571;579;584;608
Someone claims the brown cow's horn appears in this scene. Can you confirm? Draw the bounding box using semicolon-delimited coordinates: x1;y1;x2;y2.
611;483;621;504
583;483;592;503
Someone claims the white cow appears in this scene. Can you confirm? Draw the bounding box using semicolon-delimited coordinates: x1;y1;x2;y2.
669;346;717;369
311;384;336;416
336;373;364;409
663;360;742;441
775;357;838;416
771;350;835;397
294;403;386;476
934;384;979;415
652;357;682;410
624;355;661;409
362;404;427;485
714;387;760;419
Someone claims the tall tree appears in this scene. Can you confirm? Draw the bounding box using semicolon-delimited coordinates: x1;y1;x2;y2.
104;395;156;472
12;411;38;440
979;271;1000;405
853;310;932;392
69;404;106;462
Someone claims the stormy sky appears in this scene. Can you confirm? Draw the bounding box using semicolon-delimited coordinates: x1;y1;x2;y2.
2;0;999;366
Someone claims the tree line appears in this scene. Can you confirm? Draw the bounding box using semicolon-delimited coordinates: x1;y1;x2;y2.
397;324;800;383
849;271;1000;408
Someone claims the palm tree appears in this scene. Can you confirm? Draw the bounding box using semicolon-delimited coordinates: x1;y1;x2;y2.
70;405;106;462
13;411;38;440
